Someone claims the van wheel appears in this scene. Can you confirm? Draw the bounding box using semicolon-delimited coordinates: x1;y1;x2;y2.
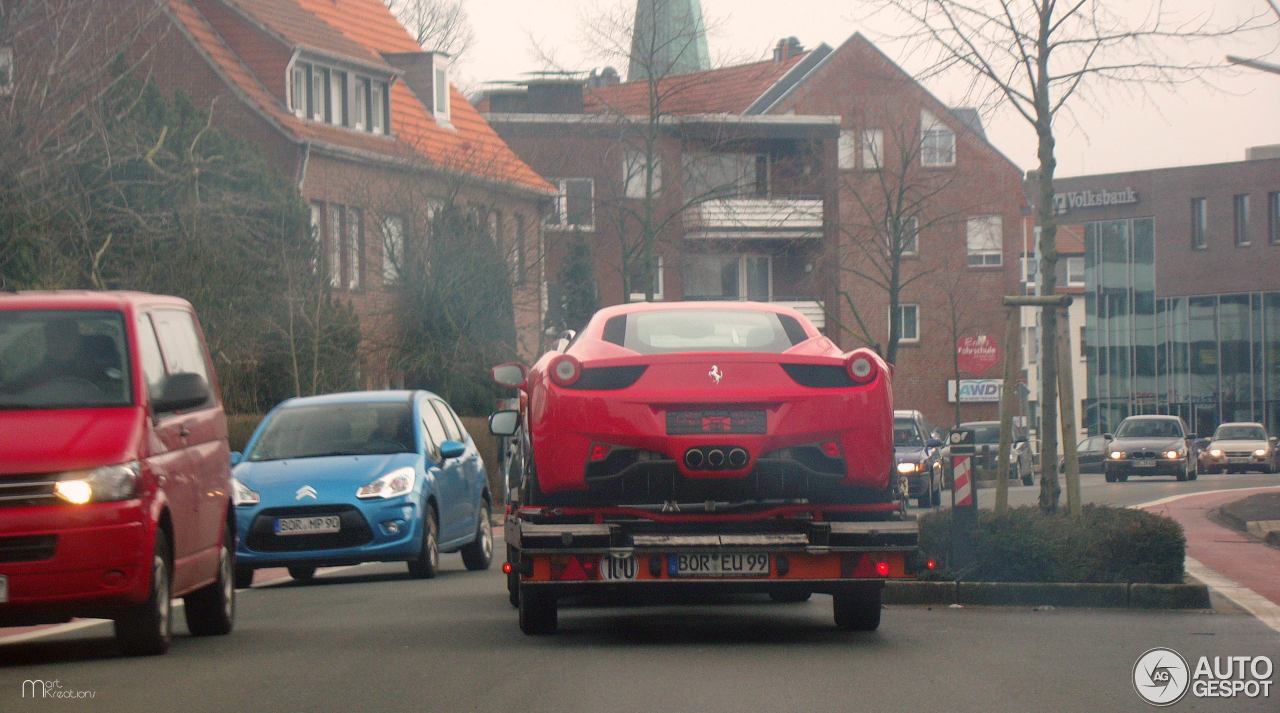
407;507;439;579
115;535;172;656
234;566;254;589
519;585;557;635
833;585;882;632
461;501;493;571
185;523;236;636
288;566;316;581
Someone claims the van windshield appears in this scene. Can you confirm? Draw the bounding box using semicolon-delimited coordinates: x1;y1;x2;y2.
0;310;132;409
248;402;416;462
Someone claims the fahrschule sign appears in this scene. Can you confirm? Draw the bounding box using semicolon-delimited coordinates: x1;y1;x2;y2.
1053;187;1139;215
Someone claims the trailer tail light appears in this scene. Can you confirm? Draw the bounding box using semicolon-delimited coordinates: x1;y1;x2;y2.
550;555;598;581
550;355;582;387
502;562;513;574
926;559;937;571
876;561;890;577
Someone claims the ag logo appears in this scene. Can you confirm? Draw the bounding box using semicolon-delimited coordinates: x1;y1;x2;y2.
1134;647;1190;706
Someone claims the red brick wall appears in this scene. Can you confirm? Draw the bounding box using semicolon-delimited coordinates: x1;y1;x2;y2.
770;35;1028;428
191;0;293;104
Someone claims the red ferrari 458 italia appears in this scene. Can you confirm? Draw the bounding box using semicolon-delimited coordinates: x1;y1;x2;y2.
495;302;895;507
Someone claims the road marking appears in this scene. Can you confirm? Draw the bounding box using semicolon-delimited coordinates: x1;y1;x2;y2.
0;562;377;646
1133;485;1280;636
1184;557;1280;635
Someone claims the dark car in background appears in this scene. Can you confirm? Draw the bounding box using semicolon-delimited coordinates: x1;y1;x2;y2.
1104;415;1198;482
958;421;1035;486
894;410;945;508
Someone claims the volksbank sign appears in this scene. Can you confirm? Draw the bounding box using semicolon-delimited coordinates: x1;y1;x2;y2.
1053;187;1139;215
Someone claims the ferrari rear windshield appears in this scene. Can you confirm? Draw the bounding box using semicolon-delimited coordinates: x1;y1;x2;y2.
603;309;807;354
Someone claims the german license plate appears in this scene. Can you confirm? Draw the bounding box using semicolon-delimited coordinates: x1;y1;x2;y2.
667;410;766;435
1228;457;1251;464
275;516;340;536
673;553;769;577
1134;460;1157;468
0;575;7;603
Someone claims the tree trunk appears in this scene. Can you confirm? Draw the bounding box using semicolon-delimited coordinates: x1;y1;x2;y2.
1035;120;1061;514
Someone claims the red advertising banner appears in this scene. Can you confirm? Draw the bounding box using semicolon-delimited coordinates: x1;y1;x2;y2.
957;335;1001;375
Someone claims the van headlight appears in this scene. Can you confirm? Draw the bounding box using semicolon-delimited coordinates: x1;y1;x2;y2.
356;468;416;500
1109;451;1126;460
54;462;140;504
232;478;260;506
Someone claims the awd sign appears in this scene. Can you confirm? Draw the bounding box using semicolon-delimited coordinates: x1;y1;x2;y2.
947;379;1002;404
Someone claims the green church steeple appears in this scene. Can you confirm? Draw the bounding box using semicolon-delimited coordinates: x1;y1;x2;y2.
628;0;711;81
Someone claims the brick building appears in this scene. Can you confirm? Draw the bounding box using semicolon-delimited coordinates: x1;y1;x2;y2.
13;0;555;386
479;31;1027;428
1026;152;1280;436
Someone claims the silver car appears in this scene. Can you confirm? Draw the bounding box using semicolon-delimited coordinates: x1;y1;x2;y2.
1202;422;1277;474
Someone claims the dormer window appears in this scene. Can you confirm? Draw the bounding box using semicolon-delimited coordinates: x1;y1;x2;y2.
0;47;13;96
430;56;450;122
290;60;389;135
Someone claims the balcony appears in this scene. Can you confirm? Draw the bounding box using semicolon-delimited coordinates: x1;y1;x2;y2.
685;198;824;240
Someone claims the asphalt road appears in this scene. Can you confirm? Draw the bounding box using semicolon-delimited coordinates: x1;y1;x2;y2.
2;472;1277;712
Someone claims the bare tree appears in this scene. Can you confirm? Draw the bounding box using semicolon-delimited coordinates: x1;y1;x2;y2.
384;0;474;59
871;0;1274;513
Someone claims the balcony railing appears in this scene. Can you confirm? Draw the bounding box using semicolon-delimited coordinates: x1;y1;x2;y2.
685;198;824;239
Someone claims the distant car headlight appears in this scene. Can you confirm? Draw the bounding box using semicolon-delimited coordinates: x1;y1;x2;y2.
1109;451;1126;460
54;462;140;504
896;462;921;474
356;467;417;499
1209;448;1224;458
232;478;260;506
1256;448;1269;458
1164;450;1184;460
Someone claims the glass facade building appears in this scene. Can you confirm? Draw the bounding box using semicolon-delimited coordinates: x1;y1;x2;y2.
1084;217;1280;435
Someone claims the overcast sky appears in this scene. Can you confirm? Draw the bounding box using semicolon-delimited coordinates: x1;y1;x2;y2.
453;0;1280;178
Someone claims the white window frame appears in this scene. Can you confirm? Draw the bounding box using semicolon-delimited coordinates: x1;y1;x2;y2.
920;110;955;167
310;66;326;122
1021;254;1038;284
892;304;920;343
861;129;883;171
328;204;343;288
380;214;405;285
838;130;856;170
370;82;385;134
966;215;1003;267
1066;256;1085;286
346;207;363;290
1234;193;1250;246
629;255;665;302
309;202;324;273
547;178;595;231
0;46;13;96
291;64;307;118
433;61;451;123
1191;197;1207;249
329;70;347;127
624;149;663;199
888;216;919;256
353;77;368;131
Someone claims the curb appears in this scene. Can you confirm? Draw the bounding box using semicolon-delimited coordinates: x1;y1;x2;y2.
884;580;1209;609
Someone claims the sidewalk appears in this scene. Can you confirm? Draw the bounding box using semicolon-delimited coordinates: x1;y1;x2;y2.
1141;487;1280;613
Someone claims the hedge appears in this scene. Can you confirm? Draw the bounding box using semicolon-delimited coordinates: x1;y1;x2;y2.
918;505;1186;584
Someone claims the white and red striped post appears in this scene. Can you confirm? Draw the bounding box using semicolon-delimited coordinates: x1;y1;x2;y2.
949;427;978;569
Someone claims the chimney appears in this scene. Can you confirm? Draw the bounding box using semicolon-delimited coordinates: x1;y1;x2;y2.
773;37;804;63
382;51;451;119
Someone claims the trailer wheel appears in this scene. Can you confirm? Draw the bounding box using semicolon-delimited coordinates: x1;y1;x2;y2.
518;585;557;635
833;585;882;632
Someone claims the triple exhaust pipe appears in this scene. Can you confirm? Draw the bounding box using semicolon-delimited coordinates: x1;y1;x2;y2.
684;446;749;471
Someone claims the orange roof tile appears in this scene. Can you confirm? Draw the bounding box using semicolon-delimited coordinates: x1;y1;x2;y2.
171;0;552;194
224;0;388;68
583;53;810;116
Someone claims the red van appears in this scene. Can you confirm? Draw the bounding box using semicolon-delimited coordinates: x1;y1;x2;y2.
0;292;235;655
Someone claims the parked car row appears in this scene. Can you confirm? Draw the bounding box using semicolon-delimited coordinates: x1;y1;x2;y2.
0;291;492;656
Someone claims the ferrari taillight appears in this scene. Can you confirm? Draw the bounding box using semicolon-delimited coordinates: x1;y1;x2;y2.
549;355;582;387
846;352;879;385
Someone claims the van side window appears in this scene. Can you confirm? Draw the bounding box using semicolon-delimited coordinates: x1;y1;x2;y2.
431;400;461;442
135;315;167;401
150;310;211;385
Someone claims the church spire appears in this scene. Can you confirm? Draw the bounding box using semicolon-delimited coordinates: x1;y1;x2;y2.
627;0;711;81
